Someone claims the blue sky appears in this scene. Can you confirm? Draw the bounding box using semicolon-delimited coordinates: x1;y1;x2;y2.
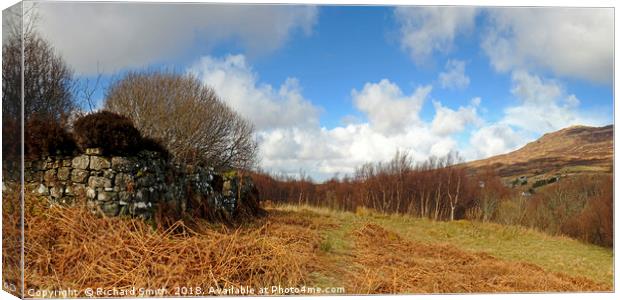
30;2;614;180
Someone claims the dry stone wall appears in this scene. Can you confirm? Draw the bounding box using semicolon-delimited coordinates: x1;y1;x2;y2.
24;148;251;220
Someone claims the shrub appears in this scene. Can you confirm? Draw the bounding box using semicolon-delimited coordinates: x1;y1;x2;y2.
495;198;527;225
73;111;143;155
104;71;257;170
532;179;547;189
561;177;613;247
25;115;77;159
73;110;170;157
2;118;20;160
141;137;170;159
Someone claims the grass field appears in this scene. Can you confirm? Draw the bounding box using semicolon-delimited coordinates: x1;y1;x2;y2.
273;206;613;292
278;204;613;291
6;197;613;296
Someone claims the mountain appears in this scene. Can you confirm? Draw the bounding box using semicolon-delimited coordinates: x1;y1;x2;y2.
465;125;613;179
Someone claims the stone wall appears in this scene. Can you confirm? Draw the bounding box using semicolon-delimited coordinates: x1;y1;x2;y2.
24;148;256;220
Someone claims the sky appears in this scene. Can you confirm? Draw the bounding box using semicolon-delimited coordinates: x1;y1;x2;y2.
23;1;614;181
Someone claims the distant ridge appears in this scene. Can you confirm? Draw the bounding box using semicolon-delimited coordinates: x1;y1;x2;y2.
465;125;613;178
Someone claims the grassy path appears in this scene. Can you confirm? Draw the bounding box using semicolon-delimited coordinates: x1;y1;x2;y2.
268;204;613;291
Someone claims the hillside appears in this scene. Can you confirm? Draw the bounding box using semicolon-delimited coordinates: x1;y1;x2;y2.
465;125;613;179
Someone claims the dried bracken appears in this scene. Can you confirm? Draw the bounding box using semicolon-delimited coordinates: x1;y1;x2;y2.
22;196;321;297
348;223;610;293
4;193;610;297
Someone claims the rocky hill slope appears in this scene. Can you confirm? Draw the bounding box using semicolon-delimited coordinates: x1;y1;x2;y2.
465;125;613;178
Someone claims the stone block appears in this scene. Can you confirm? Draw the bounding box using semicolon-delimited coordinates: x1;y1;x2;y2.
114;173;134;189
71;183;86;197
97;191;117;202
88;176;112;189
111;157;134;172
118;191;133;203
71;169;89;183
100;201;120;217
86;148;103;155
44;169;57;183
90;156;111;170
90;170;103;176
50;185;64;198
86;187;97;199
36;184;49;196
58;167;71;181
64;185;74;196
72;155;90;169
103;169;116;180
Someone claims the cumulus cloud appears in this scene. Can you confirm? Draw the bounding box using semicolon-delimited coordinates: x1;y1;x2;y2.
189;54;606;178
258;123;460;179
34;2;317;74
188;56;473;179
351;79;432;134
431;98;481;136
482;7;613;83
467;124;530;159
464;71;609;161
503;70;604;134
438;59;470;89
254;76;480;179
395;6;477;64
188;54;320;131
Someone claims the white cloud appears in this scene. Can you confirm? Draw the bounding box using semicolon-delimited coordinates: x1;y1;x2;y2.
482;7;613;83
256;76;482;179
351;79;432;134
431;98;481;136
188;54;320;131
395;7;477;64
438;59;470;89
467;124;530;159
503;70;604;134
258;123;460;180
34;2;317;74
189;55;606;178
464;70;609;161
189;58;470;179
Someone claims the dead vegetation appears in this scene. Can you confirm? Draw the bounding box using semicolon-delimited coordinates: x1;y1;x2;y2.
21;195;322;296
3;193;611;296
1;189;22;294
348;223;610;293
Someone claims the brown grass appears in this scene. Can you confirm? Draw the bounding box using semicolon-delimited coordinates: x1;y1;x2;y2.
22;196;322;296
1;187;22;296
4;193;611;296
348;223;610;293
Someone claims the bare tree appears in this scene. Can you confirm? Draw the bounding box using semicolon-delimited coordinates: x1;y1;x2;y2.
104;71;257;170
3;4;76;177
2;12;75;124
